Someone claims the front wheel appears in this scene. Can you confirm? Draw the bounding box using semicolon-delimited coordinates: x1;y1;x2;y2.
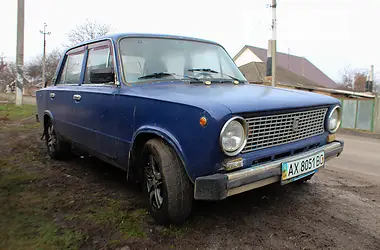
141;139;193;225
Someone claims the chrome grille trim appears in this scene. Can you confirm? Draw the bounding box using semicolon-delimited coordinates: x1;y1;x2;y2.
242;108;328;153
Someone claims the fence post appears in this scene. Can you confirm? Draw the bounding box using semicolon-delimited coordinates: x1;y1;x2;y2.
340;98;344;128
371;99;375;132
374;96;380;133
354;100;359;129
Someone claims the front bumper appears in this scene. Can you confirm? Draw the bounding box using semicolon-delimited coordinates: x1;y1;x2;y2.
194;141;344;200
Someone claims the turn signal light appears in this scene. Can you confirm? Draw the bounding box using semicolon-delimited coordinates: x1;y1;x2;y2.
200;117;207;127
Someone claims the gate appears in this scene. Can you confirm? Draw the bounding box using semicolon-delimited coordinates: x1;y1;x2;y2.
341;99;375;131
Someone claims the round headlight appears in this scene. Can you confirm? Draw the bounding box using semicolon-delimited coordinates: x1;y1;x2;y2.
220;117;247;156
327;106;341;133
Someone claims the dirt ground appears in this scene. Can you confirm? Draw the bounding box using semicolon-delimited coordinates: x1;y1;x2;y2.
1;106;380;250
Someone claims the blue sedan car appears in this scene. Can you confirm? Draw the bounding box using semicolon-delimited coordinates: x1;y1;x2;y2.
36;33;344;224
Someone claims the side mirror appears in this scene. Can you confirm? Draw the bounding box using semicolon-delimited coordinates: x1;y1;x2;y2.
90;67;115;84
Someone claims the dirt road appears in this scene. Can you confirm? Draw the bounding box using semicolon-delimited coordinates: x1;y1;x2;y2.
1;116;380;250
329;133;380;180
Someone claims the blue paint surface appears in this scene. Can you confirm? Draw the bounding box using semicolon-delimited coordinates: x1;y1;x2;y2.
36;33;341;182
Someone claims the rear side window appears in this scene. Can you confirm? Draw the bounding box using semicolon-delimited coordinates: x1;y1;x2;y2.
57;52;84;84
84;46;113;84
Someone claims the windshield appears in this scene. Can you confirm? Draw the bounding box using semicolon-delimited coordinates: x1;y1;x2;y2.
119;37;246;83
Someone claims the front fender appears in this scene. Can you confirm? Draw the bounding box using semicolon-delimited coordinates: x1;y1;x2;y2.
130;125;190;181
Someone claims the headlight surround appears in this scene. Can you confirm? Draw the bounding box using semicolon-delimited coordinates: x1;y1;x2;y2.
220;117;247;156
327;106;342;133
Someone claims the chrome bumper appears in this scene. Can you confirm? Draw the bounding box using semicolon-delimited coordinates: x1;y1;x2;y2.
194;141;344;200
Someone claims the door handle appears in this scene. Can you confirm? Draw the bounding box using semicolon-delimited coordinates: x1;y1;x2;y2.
50;93;55;98
73;94;81;101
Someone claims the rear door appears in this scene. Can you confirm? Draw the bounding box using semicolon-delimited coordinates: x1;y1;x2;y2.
72;41;119;159
48;46;85;139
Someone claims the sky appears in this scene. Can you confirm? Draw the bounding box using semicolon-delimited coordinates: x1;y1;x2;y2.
1;0;379;82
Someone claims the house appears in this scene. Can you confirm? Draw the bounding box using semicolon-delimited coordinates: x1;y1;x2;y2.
234;45;338;89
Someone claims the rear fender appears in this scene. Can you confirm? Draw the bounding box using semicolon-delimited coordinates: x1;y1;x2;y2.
41;110;54;140
43;110;54;126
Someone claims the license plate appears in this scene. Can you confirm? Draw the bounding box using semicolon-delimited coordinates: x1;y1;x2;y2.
281;151;325;184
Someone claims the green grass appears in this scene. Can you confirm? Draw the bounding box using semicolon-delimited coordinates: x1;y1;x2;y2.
0;153;148;249
63;199;147;249
1;122;40;132
0;163;84;250
159;225;188;238
0;104;150;249
0;213;84;250
0;104;37;121
81;199;147;239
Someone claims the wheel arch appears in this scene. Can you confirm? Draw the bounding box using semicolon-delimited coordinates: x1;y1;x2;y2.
43;110;54;126
128;126;192;183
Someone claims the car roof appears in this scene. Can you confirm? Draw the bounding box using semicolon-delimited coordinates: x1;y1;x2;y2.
71;33;221;49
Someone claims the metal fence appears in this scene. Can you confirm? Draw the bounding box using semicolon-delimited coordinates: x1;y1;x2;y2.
374;97;380;133
341;99;375;131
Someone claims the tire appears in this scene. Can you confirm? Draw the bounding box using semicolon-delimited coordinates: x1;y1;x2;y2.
45;119;70;160
141;139;193;225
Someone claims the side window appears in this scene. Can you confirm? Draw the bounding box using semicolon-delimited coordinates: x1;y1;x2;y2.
84;46;113;84
57;52;84;84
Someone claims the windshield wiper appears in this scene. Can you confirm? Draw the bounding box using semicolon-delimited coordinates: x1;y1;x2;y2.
188;68;219;74
138;72;174;80
138;72;202;82
188;68;245;82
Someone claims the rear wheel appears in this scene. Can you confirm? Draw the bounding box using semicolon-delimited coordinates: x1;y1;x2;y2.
45;119;70;159
141;139;193;225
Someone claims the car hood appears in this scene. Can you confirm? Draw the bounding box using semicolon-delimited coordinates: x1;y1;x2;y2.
127;82;340;114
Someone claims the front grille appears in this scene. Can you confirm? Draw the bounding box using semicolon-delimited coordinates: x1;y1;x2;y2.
242;108;328;153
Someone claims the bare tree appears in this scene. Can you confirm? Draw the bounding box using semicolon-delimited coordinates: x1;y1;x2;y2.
374;82;380;93
0;62;16;92
25;49;62;85
67;20;112;45
338;66;367;92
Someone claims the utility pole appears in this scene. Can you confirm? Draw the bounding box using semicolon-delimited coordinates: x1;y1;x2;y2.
287;48;290;71
266;40;272;78
40;23;51;87
271;0;277;87
366;65;374;92
16;0;25;106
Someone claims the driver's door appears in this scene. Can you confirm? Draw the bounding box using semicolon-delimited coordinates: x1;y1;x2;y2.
73;41;120;160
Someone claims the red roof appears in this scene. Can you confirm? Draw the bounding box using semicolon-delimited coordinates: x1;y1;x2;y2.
236;46;338;89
